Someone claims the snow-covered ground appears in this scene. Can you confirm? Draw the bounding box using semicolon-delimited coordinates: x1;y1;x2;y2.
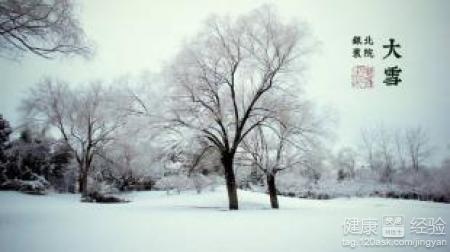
0;187;449;252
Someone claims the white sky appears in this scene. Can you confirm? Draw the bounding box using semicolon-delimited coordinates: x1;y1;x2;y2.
1;0;449;164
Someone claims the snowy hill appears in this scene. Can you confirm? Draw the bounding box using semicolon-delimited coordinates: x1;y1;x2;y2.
1;187;449;252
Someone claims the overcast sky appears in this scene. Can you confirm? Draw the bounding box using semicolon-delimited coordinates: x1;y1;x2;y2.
1;0;449;164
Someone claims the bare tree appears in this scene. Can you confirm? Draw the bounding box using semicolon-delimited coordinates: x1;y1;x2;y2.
242;126;285;208
360;128;377;171
377;127;395;183
20;79;129;196
335;147;357;181
0;0;91;59
405;126;431;171
360;126;395;183
166;6;312;209
241;104;321;208
393;129;407;170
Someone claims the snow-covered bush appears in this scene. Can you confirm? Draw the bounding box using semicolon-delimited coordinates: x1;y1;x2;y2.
154;174;194;193
429;166;450;196
0;177;49;195
88;179;119;195
0;126;75;194
154;174;220;194
82;180;127;203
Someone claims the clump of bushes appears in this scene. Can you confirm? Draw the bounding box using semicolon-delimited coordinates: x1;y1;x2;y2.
0;177;49;195
81;180;128;203
81;191;128;203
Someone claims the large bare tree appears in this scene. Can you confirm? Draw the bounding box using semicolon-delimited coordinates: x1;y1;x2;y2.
20;79;129;195
166;6;312;209
0;0;91;59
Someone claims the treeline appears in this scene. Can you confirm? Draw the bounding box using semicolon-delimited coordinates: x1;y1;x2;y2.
269;126;450;203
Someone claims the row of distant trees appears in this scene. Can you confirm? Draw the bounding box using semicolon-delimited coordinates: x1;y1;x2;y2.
335;126;433;183
2;106;448;198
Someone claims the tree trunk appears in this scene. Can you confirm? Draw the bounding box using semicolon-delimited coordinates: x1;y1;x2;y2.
221;153;239;210
81;170;88;196
78;164;88;196
78;173;84;194
413;157;419;172
267;173;279;209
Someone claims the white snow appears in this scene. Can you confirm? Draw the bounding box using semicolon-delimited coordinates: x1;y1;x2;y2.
1;187;449;252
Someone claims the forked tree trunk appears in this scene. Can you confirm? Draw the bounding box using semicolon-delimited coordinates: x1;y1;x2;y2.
267;173;279;209
221;153;239;210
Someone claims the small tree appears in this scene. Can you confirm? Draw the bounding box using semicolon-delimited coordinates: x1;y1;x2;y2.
335;147;357;181
405;127;431;172
360;128;377;172
241;102;323;208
